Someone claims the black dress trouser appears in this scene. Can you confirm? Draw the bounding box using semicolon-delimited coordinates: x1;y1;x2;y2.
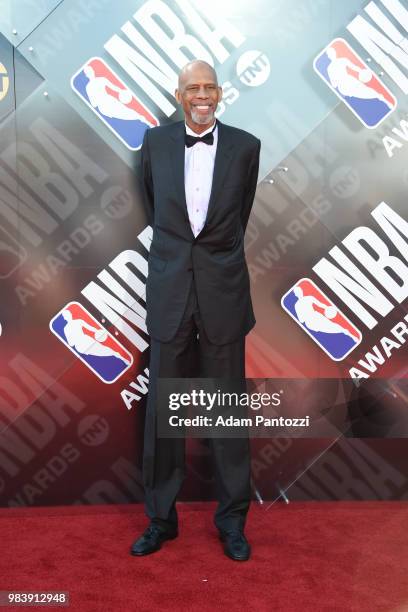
142;279;251;533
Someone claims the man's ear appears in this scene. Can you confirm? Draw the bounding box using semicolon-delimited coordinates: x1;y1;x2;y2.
218;86;223;103
175;89;181;104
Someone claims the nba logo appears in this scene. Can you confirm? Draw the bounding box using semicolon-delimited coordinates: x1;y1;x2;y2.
313;38;396;128
281;278;362;361
50;301;133;383
71;57;159;150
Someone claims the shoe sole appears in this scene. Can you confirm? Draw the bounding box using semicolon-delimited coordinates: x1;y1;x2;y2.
223;548;251;561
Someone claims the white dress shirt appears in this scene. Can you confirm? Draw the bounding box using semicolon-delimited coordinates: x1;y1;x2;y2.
184;120;218;237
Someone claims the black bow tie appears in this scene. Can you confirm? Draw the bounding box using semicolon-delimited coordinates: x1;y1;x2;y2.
185;124;216;148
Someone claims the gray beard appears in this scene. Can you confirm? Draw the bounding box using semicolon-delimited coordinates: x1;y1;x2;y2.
190;109;215;125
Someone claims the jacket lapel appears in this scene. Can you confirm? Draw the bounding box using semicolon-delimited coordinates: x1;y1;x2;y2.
203;120;235;231
169;121;193;237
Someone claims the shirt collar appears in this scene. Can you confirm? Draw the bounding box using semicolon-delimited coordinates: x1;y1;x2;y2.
185;120;217;138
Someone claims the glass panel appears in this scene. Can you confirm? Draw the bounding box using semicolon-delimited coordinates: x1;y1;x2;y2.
0;0;63;46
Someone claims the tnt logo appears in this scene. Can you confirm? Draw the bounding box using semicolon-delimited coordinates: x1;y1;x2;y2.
50;302;133;383
71;57;159;150
237;50;270;87
281;278;362;361
313;38;396;128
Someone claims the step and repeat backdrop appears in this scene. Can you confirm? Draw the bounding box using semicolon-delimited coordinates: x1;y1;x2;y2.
1;0;408;507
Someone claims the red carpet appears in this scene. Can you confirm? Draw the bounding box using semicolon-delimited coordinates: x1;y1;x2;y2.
1;502;407;611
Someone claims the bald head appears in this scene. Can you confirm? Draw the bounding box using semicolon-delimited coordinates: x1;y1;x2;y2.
175;60;222;133
178;60;218;91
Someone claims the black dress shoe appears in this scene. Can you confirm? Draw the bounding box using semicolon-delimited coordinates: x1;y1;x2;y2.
130;524;178;556
219;529;251;561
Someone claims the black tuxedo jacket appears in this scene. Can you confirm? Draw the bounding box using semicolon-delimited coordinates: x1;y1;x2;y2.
140;119;260;345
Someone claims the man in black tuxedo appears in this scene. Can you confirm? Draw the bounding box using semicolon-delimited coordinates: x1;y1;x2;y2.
131;60;260;561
